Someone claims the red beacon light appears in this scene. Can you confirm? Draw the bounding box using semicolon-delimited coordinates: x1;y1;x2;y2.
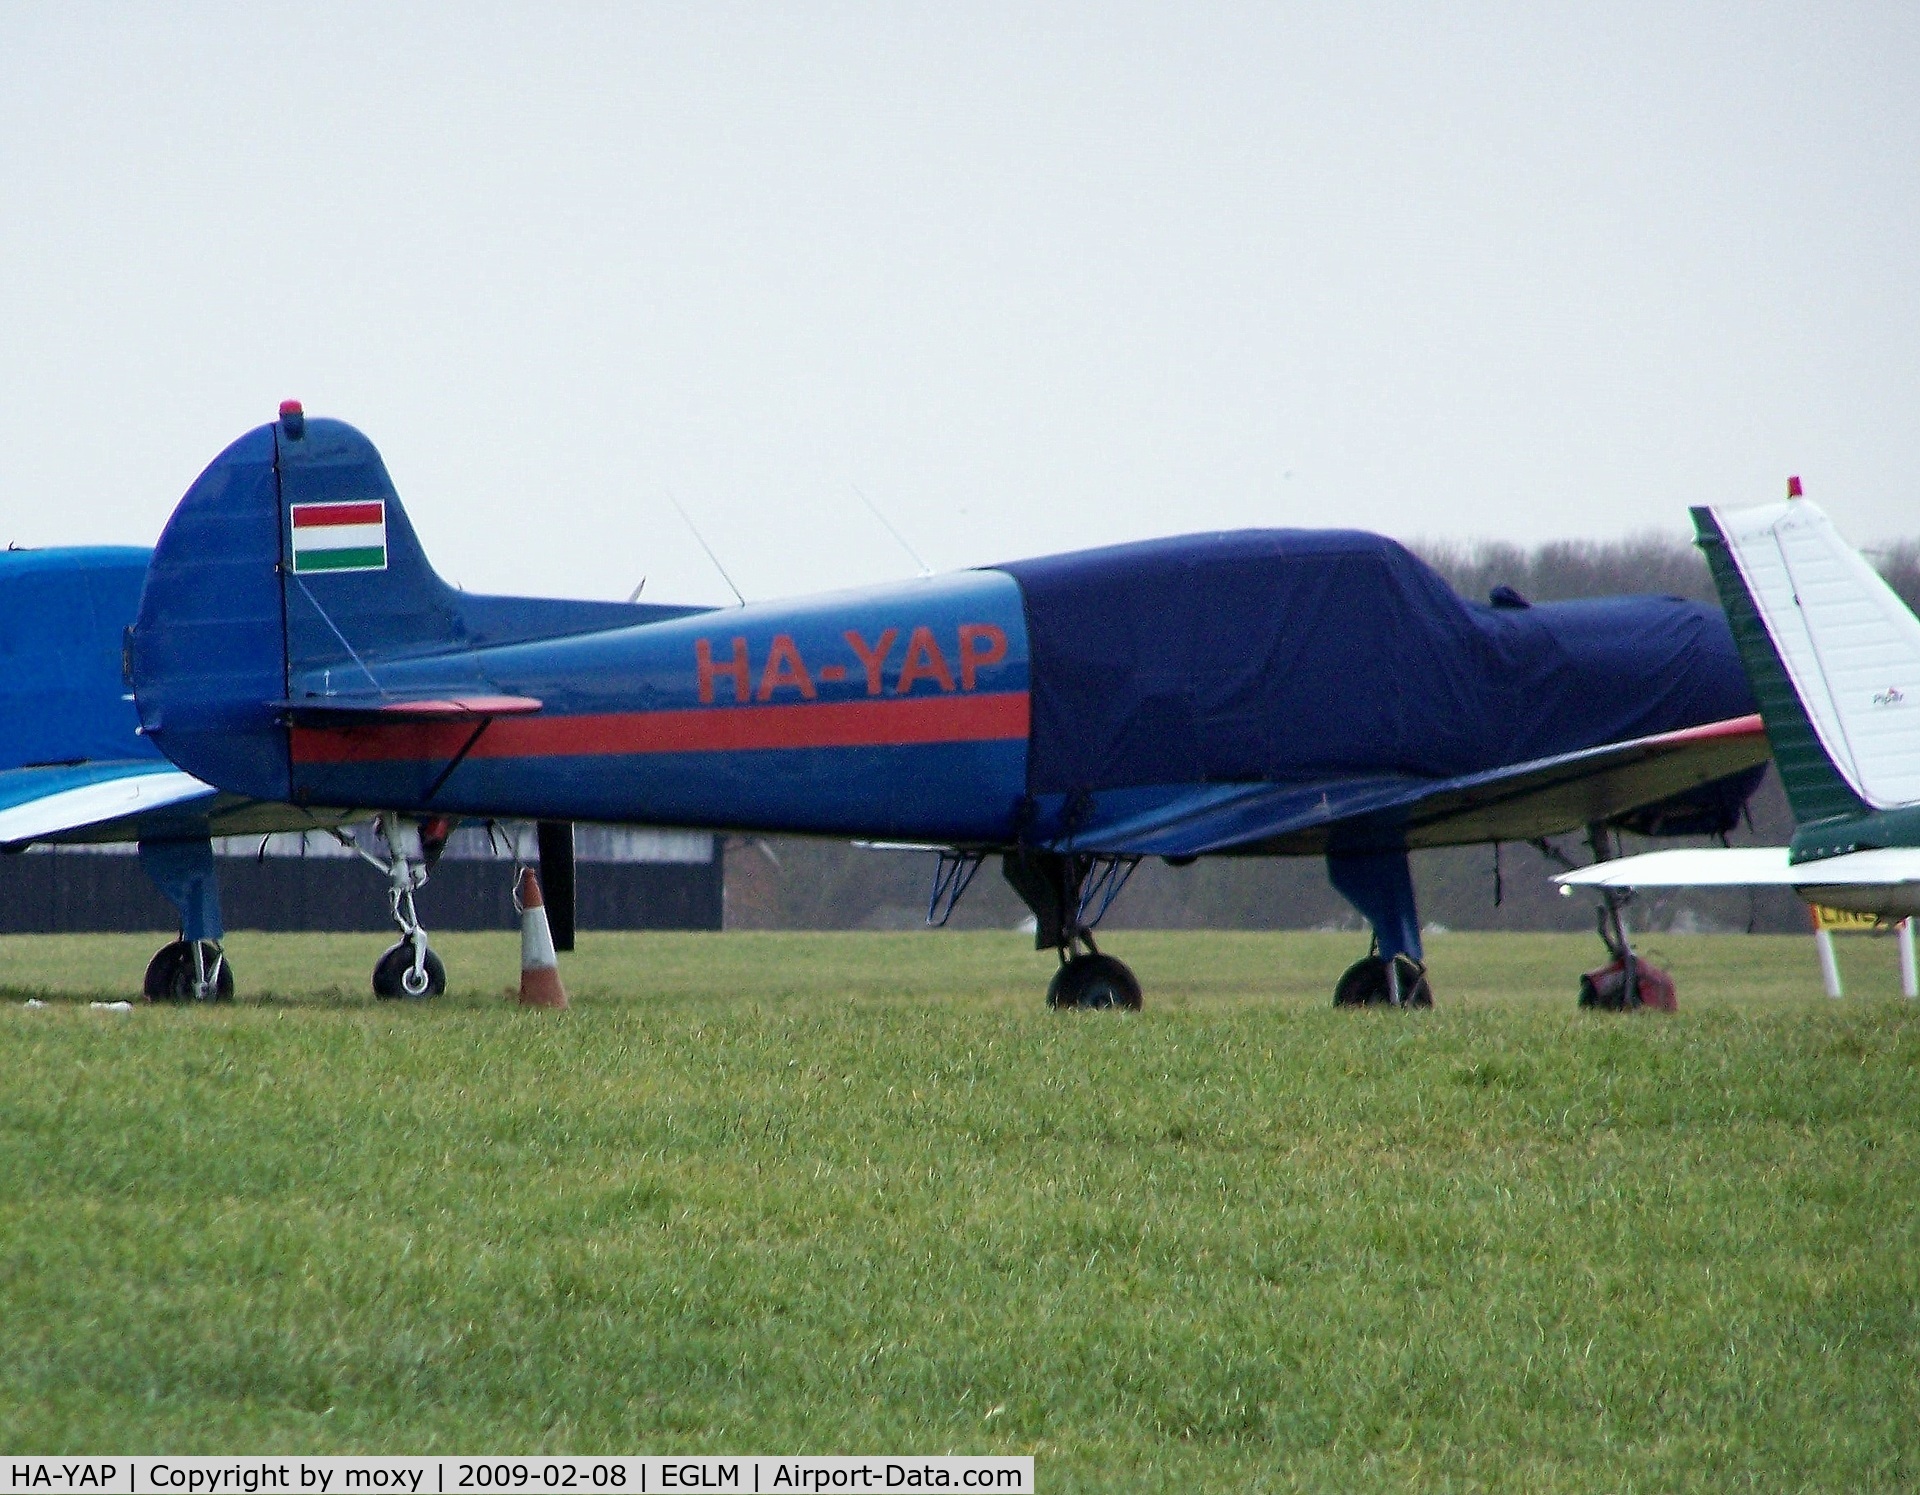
279;399;305;439
1787;474;1804;499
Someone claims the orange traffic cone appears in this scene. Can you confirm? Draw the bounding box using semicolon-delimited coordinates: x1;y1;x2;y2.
516;867;569;1009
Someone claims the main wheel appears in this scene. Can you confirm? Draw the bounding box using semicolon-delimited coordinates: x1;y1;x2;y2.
373;941;447;999
1578;958;1676;1012
1046;953;1143;1011
1333;954;1432;1008
143;940;234;1003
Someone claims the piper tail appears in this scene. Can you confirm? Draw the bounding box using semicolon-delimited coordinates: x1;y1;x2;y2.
1693;496;1920;824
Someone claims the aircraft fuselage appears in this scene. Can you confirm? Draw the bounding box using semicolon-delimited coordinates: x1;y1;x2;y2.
287;571;1034;842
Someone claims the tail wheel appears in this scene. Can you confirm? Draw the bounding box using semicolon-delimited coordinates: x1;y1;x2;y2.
373;941;447;1000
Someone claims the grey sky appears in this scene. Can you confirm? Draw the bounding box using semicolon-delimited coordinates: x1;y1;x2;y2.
2;3;1915;605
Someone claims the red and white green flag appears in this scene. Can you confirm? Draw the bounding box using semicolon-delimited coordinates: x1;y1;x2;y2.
290;501;387;573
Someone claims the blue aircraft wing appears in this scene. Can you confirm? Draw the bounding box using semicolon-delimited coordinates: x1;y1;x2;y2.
276;694;544;724
1039;711;1771;859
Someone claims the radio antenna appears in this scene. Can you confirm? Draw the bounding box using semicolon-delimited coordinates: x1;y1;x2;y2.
851;483;933;578
665;487;746;607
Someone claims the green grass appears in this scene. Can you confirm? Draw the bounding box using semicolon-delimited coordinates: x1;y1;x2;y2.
3;929;1919;1490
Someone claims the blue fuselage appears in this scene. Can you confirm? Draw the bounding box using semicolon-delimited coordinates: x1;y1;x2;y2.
287;572;1035;843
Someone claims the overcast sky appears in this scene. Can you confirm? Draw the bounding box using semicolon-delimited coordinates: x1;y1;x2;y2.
2;3;1915;605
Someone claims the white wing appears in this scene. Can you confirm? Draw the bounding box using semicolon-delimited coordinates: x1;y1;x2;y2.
0;767;214;845
1559;845;1920;888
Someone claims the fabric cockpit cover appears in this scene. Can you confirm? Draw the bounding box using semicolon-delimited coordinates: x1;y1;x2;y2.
996;529;1757;798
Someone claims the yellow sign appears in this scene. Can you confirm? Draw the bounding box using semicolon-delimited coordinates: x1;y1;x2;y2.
1811;904;1881;932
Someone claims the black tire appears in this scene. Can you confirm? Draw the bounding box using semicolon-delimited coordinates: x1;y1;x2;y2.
1333;954;1388;1006
373;941;447;999
1046;953;1143;1011
143;941;189;1002
1333;954;1432;1008
144;940;234;1003
1398;957;1434;1009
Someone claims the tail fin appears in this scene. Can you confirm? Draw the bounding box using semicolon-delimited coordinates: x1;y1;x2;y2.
131;407;699;804
130;409;468;802
1693;498;1920;823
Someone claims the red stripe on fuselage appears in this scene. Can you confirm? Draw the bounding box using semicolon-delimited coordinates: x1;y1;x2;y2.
290;690;1031;764
292;502;385;528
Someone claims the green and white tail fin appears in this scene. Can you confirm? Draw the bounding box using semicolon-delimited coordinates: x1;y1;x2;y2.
1693;496;1920;823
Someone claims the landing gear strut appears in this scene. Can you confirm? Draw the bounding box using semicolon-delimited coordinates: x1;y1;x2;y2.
1564;824;1677;1012
136;836;232;1002
342;815;449;999
1003;850;1143;1010
1326;848;1434;1008
1578;889;1677;1012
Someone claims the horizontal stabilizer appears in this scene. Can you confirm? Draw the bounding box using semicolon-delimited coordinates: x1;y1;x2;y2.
1559;845;1920;888
278;694;543;725
0;762;214;846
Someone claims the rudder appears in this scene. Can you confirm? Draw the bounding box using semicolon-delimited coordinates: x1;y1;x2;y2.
1694;498;1920;820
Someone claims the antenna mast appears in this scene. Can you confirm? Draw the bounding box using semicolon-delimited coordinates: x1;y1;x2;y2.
665;488;747;607
851;483;933;578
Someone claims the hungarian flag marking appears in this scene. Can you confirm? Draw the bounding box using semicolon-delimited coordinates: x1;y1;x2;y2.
291;500;387;573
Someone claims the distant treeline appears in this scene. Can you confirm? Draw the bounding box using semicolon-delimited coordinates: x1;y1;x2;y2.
726;531;1920;939
1416;530;1920;615
1414;533;1718;605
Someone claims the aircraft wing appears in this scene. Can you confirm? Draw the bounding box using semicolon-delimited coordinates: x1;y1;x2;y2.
1558;845;1920;888
1052;713;1771;858
0;760;369;849
0;760;217;847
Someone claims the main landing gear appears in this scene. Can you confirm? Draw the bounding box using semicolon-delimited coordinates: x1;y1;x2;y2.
341;815;450;999
136;836;232;1003
1570;826;1676;1012
999;850;1144;1010
1542;823;1677;1012
143;938;233;1003
1332;946;1433;1008
1326;848;1434;1009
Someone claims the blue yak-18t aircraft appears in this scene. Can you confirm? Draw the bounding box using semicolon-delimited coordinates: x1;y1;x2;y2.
124;403;1775;1007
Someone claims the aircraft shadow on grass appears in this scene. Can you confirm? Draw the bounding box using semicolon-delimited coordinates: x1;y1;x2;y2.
10;402;1776;1009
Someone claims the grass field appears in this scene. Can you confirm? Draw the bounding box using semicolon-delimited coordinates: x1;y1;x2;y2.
3;928;1918;1490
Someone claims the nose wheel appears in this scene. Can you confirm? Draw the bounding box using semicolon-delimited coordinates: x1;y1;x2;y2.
1332;950;1432;1007
1047;951;1143;1010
